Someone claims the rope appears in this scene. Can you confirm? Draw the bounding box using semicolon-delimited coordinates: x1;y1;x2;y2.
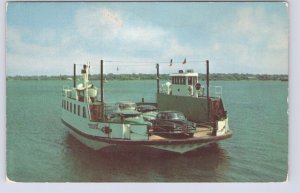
104;60;207;65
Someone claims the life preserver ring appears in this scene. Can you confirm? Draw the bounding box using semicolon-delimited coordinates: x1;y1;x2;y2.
101;126;112;134
195;83;201;90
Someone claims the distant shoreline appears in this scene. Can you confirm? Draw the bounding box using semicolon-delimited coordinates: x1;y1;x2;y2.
6;73;288;81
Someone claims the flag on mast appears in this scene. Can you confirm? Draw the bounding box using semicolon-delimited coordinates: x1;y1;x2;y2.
182;58;186;64
170;59;173;66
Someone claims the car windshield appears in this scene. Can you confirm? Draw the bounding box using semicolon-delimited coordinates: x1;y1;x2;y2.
167;112;186;120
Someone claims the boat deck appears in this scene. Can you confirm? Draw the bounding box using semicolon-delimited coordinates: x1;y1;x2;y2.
149;126;212;141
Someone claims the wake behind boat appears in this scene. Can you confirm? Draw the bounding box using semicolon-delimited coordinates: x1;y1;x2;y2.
61;60;232;154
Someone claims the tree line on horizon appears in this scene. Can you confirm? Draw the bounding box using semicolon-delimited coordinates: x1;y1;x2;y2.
6;73;288;81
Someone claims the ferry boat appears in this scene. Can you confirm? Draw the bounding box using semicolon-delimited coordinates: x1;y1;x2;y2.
61;60;232;154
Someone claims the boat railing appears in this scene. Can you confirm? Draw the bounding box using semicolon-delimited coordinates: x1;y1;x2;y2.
103;103;117;118
62;85;72;97
159;83;223;98
209;86;222;98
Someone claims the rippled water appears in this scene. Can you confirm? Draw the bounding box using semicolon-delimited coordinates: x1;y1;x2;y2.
6;79;288;182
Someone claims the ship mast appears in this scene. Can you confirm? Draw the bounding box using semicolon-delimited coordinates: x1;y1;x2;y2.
206;60;210;123
73;63;76;88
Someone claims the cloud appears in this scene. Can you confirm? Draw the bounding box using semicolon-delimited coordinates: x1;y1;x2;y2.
6;27;59;57
75;8;123;41
72;7;200;65
207;5;288;73
235;6;288;49
74;8;170;52
6;4;288;75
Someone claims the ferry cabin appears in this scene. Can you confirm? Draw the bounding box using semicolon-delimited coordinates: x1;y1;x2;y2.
168;69;204;97
157;69;228;134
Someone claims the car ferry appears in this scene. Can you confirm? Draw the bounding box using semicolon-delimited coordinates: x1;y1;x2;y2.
61;60;232;154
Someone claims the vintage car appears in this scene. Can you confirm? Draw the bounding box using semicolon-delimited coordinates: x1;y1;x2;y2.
136;104;158;122
136;105;157;113
115;101;137;111
151;111;196;138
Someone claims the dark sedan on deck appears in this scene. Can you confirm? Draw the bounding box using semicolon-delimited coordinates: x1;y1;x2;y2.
151;111;196;138
136;104;157;113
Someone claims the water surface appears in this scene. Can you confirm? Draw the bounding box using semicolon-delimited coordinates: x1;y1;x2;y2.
6;79;288;182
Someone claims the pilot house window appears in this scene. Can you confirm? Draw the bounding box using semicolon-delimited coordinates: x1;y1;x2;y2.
188;76;197;85
188;77;193;85
172;77;186;85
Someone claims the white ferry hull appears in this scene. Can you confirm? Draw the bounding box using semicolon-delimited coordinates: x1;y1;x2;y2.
68;127;212;153
68;128;111;150
62;118;232;154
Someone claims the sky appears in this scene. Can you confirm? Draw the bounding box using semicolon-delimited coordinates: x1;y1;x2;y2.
6;1;288;76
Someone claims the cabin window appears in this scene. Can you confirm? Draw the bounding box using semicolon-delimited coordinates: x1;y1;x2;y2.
67;101;69;111
188;77;193;85
74;104;76;114
83;107;86;118
182;77;186;85
172;77;177;84
172;77;185;85
78;90;84;102
70;102;72;112
78;105;80;116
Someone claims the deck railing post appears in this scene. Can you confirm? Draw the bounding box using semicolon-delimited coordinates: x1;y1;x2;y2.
206;60;210;123
100;60;104;103
100;60;104;120
73;64;76;88
156;63;160;94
